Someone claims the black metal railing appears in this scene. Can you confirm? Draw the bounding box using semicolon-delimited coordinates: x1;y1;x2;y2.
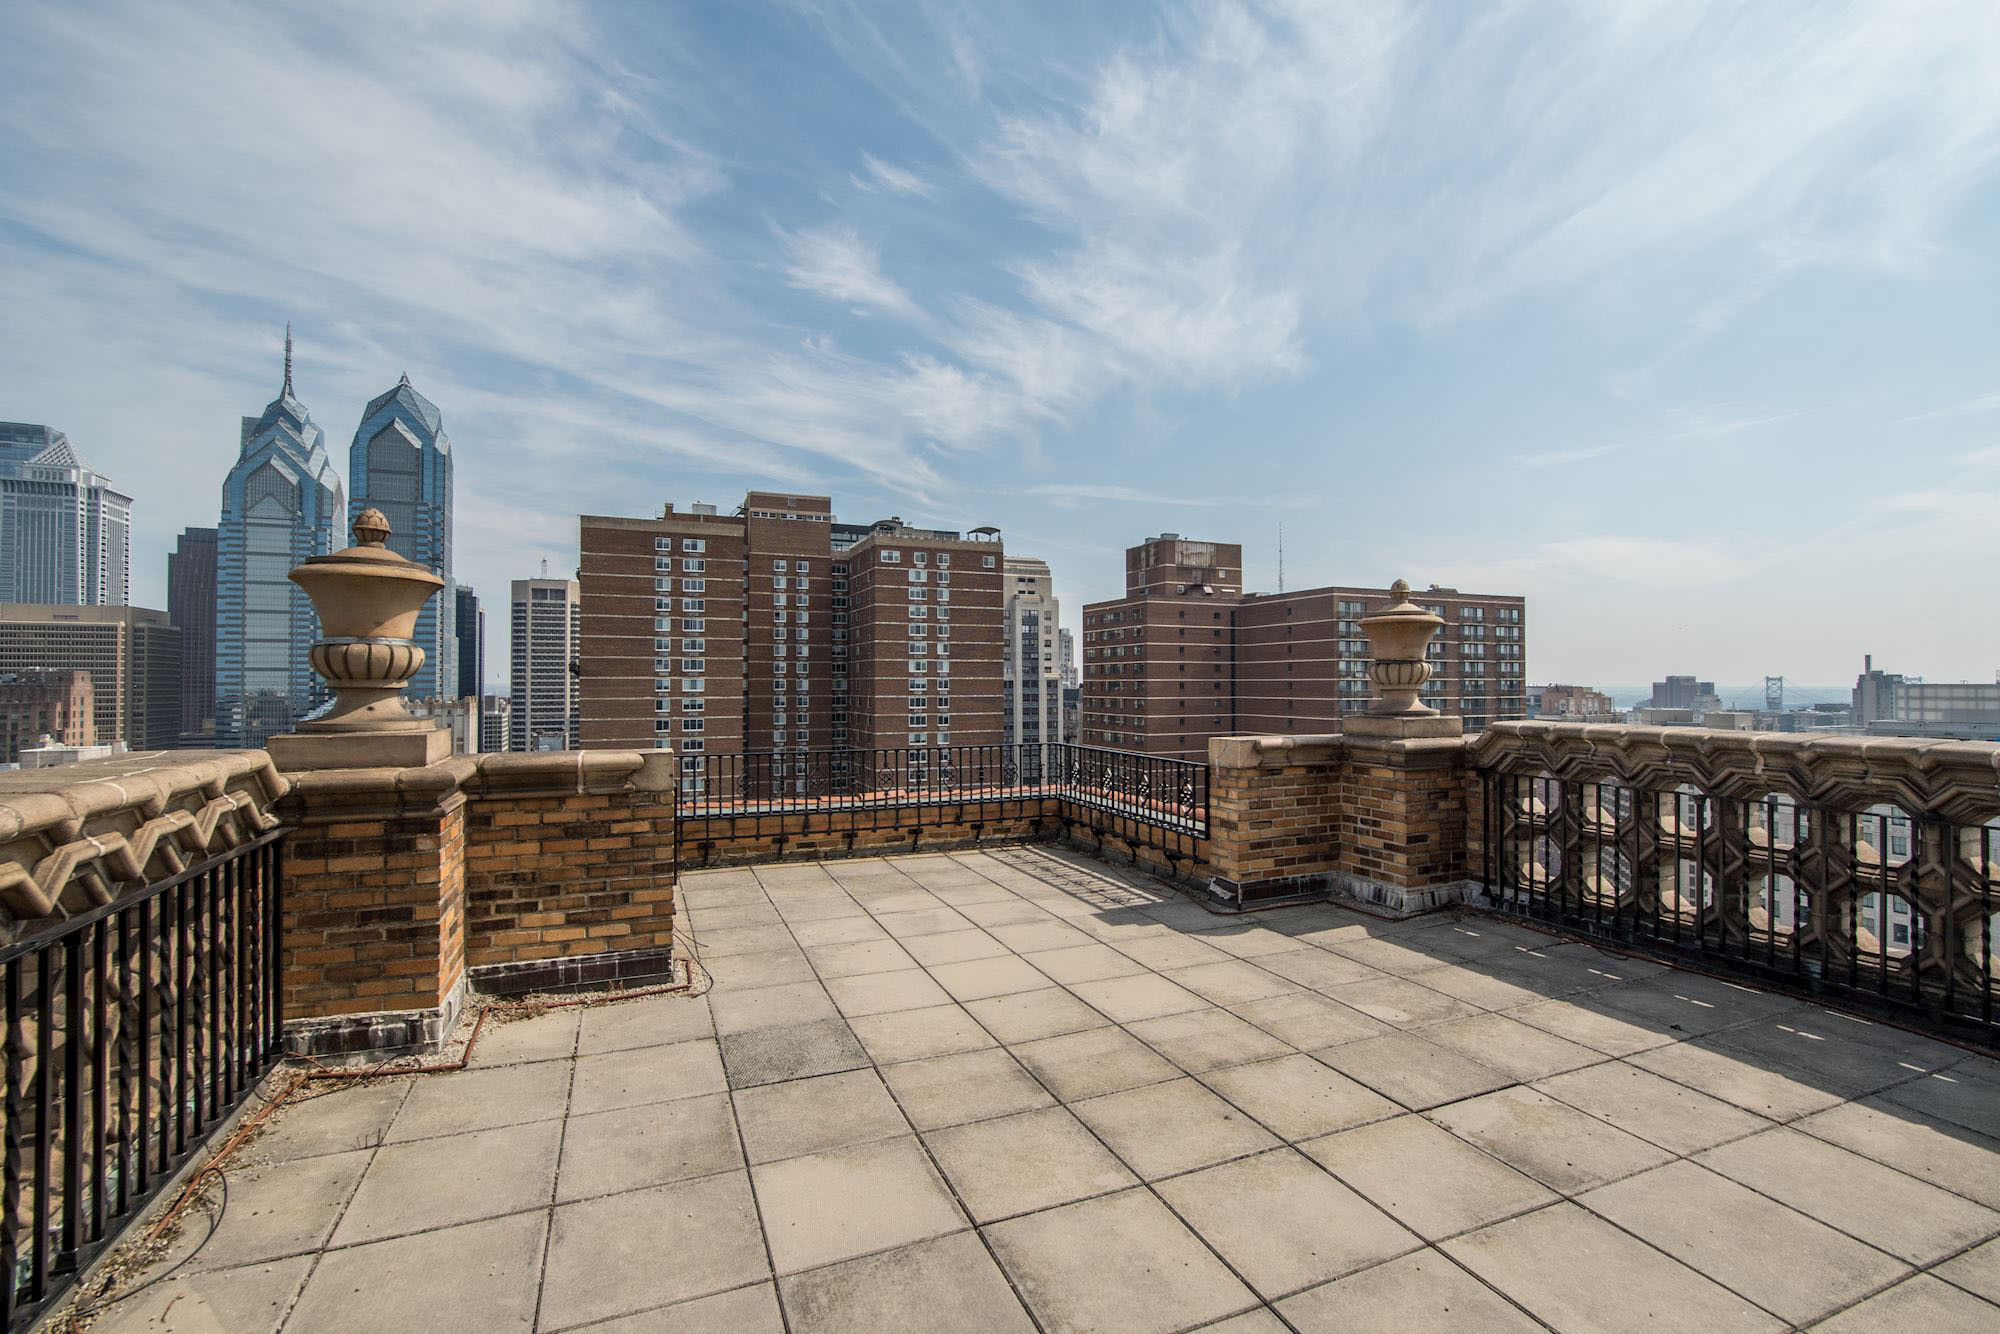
1480;770;1998;1045
676;743;1208;869
0;830;285;1330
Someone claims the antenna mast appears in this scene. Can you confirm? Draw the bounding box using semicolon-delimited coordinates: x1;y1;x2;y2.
1277;523;1285;593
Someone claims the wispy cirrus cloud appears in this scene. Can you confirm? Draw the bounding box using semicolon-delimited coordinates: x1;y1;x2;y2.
851;152;934;197
780;224;920;319
1028;484;1319;511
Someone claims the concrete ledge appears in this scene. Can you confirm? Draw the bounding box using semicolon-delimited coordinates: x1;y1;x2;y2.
285;974;467;1060
1203;871;1330;909
469;944;678;997
1330;873;1478;918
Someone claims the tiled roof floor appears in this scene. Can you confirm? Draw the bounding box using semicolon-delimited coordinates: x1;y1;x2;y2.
94;845;2000;1332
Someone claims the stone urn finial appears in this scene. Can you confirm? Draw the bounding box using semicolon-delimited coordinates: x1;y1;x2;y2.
269;510;448;769
1360;578;1444;717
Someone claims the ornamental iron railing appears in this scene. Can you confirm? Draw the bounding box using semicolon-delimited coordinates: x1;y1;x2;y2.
1473;725;1999;1045
0;830;285;1330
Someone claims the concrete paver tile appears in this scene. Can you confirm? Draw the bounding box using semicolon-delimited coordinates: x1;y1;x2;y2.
985;1189;1257;1334
556;1092;743;1201
570;1038;725;1115
1533;1060;1771;1155
1128;1007;1292;1074
925;1106;1137;1221
1301;1113;1557;1242
718;1018;870;1088
846;1003;996;1065
1025;942;1149;984
1315;1033;1512;1111
750;1135;965;1274
1807;1275;2000;1333
1010;1025;1180;1102
1443;1202;1784;1334
287;1211;545;1334
541;1171;768;1328
778;1232;1036;1334
87;1257;311;1334
1419;1012;1604;1083
1278;1250;1543;1333
1230;991;1389;1049
1795;1098;2000;1208
880;1047;1054;1129
581;1284;784;1334
251;1081;408;1165
387;1061;570;1142
823;967;954;1017
963;986;1109;1044
1695;1126;2000;1264
1201;1053;1401;1140
1580;1160;1910;1326
709;980;839;1035
1428;1087;1672;1193
733;1068;908;1164
1071;1077;1279;1180
804;938;918;979
1157;1148;1421;1298
575;994;716;1055
333;1118;560;1245
928;955;1051;1002
1628;1038;1848;1122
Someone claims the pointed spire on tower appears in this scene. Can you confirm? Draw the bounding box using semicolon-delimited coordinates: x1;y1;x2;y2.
282;323;295;398
399;371;411;387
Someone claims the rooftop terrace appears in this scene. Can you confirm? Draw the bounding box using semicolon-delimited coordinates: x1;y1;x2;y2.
82;844;2000;1333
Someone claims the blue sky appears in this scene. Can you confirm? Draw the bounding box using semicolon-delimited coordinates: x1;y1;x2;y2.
4;0;1999;693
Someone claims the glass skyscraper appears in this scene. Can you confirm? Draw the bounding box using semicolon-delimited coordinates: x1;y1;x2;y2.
0;423;132;605
348;374;454;700
215;330;345;748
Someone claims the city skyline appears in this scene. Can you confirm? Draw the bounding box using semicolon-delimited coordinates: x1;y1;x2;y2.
6;3;2000;688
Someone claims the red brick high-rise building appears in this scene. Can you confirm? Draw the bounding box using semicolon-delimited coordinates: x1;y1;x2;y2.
1080;535;1526;761
579;495;1004;791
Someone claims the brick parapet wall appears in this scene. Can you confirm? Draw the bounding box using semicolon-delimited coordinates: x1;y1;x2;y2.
278;749;678;1028
277;762;472;1020
459;753;677;974
1336;736;1474;893
680;804;1063;866
1203;735;1344;901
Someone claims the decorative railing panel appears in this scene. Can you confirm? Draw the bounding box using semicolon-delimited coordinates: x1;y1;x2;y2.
0;830;284;1330
1472;723;1999;1044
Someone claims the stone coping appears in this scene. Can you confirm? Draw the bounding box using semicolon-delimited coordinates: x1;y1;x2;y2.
1209;734;1469;770
0;749;287;843
281;747;678;801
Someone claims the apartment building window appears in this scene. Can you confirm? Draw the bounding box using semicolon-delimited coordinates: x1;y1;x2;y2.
983;555;996;568
1460;607;1484;621
1462;625;1486;640
774;627;789;640
681;638;705;652
909;624;928;637
774;643;789;656
681;658;705;672
655;617;673;632
681;719;704;733
909;659;927;673
657;719;674;734
682;740;705;752
681;679;705;692
773;560;788;572
1498;608;1521;624
655;578;672;592
881;550;902;563
773;731;786;744
909;569;927;583
681;599;704;612
655;697;672;713
936;572;949;585
1462;644;1485;658
797;561;811;574
682;539;706;552
775;712;788;727
655;537;672;552
914;551;928;566
684;579;705;593
908;588;926;601
656;677;673;693
682;558;706;572
681;698;704;713
908;732;928;744
655;557;672;572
